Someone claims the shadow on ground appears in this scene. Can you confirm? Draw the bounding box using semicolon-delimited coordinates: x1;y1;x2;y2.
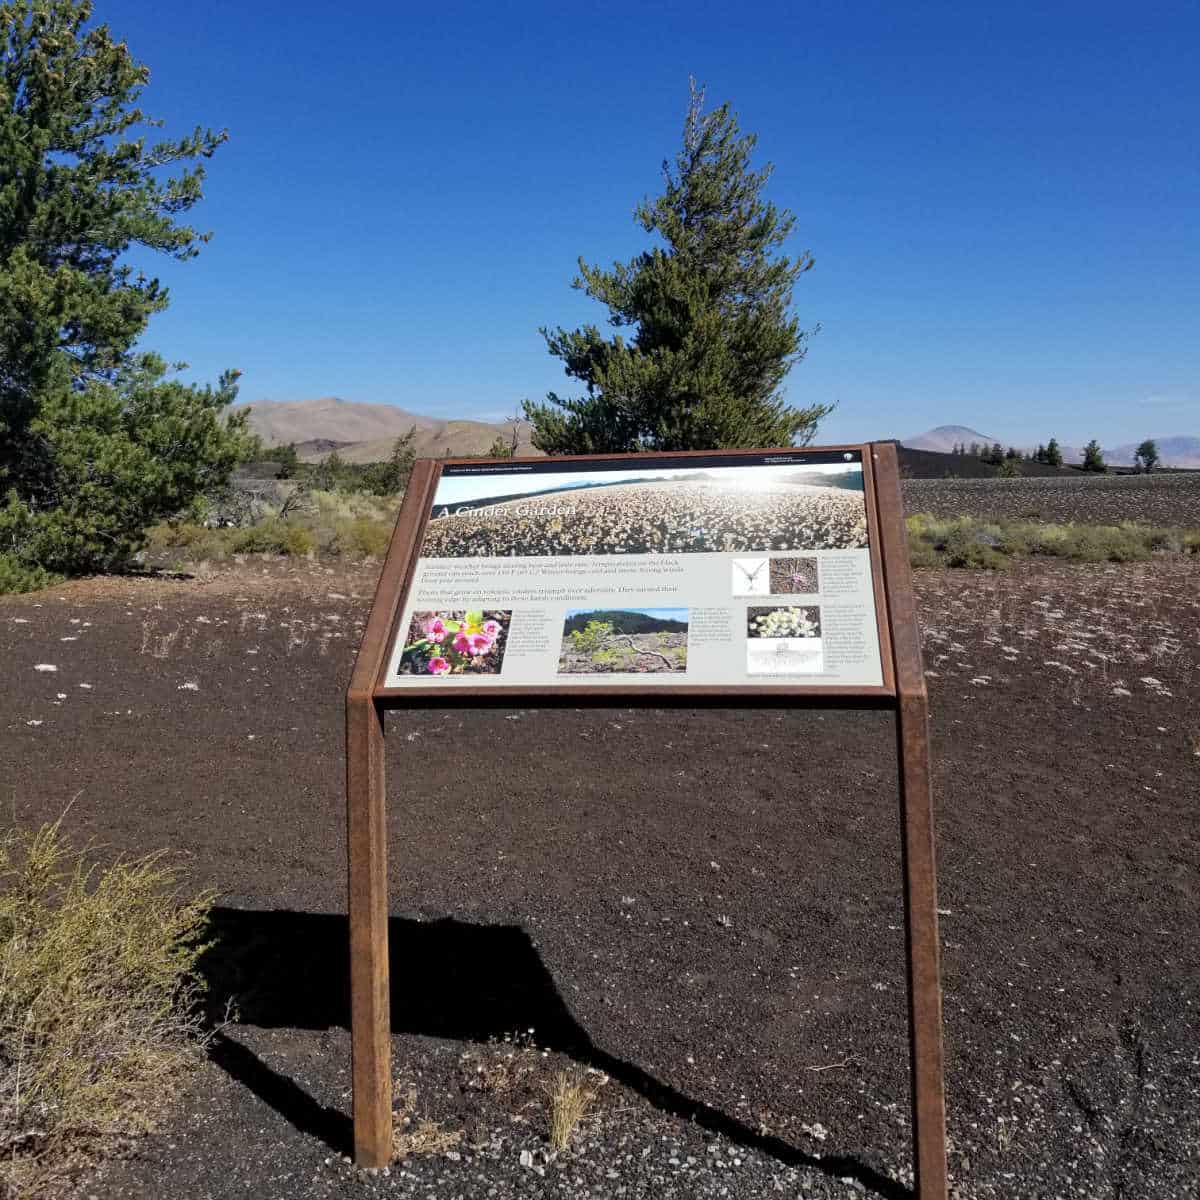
199;907;910;1200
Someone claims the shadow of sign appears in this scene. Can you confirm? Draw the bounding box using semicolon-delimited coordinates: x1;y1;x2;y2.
198;906;911;1200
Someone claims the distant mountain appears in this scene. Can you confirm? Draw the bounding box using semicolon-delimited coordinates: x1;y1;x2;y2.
239;397;540;461
904;425;1200;468
903;425;999;453
1105;436;1200;468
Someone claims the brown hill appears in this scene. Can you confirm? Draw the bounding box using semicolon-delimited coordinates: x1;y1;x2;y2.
240;397;540;461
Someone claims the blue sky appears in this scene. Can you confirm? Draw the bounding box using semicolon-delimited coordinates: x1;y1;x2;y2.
107;0;1198;448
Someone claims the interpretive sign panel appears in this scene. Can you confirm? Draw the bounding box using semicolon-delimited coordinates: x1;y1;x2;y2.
347;443;946;1198
380;448;887;691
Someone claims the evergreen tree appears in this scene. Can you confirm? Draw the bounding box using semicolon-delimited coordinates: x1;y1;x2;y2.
0;0;248;576
1045;438;1063;467
362;427;417;495
1034;443;1046;464
1081;439;1106;472
524;81;828;453
968;442;981;457
1134;438;1159;473
264;442;299;479
312;449;347;491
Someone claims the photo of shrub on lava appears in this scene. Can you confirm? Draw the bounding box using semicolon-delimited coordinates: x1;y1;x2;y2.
769;556;819;595
557;608;688;674
398;610;511;676
746;605;822;639
421;462;868;557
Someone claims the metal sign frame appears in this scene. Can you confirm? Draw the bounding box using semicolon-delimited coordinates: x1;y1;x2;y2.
345;441;947;1199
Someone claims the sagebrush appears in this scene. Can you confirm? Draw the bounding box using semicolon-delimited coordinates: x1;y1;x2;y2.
0;820;214;1194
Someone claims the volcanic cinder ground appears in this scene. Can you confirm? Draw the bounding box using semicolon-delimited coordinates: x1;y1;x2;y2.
2;555;1198;1200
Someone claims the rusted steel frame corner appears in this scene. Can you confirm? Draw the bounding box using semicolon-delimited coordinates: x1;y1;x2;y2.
344;461;440;1169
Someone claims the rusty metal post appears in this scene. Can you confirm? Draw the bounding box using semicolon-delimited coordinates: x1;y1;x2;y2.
897;689;948;1200
872;441;948;1200
346;692;391;1167
344;459;440;1168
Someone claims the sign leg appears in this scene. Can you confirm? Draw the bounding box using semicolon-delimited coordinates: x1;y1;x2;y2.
898;692;948;1200
346;694;392;1167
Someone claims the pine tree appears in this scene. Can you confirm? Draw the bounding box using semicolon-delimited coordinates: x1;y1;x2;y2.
1081;439;1106;472
1134;439;1159;473
0;0;249;577
1034;443;1046;464
362;427;417;495
524;81;828;453
1045;438;1063;467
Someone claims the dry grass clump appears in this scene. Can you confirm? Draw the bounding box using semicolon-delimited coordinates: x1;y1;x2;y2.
0;821;213;1195
543;1067;605;1152
391;1081;463;1161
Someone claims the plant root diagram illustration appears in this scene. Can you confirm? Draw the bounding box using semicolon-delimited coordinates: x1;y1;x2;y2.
398;610;511;676
557;608;689;674
746;605;823;676
731;557;769;596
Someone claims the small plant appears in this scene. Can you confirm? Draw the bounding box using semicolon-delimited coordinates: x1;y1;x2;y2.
0;820;213;1193
748;606;821;638
391;1081;463;1160
544;1067;604;1152
0;553;62;595
400;610;510;676
569;620;614;654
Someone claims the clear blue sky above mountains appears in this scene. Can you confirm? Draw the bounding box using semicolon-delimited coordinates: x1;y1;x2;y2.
112;0;1198;447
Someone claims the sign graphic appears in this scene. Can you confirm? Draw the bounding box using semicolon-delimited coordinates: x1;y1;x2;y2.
381;450;886;691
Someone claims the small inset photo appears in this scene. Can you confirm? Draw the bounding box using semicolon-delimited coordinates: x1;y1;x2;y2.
769;555;818;595
398;610;511;677
731;558;769;596
558;608;689;674
746;605;823;676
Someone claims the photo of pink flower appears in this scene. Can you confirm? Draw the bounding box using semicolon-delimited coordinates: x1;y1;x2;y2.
399;610;512;677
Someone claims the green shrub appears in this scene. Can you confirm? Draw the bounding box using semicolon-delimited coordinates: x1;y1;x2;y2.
144;521;228;561
908;539;940;569
332;516;392;558
569;620;613;654
228;520;314;556
0;821;213;1194
905;512;1197;567
941;527;1008;570
0;553;61;595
